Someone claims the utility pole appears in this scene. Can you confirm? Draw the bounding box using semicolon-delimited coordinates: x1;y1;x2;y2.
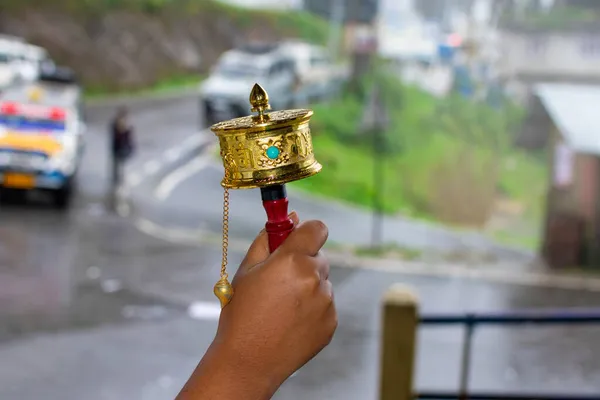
349;0;379;96
328;0;345;61
361;84;390;248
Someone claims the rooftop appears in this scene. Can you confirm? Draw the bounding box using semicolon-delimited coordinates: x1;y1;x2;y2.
535;83;600;155
0;82;80;109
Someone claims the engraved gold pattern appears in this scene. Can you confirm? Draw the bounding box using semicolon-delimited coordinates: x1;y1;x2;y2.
210;83;322;306
210;109;312;132
215;122;320;189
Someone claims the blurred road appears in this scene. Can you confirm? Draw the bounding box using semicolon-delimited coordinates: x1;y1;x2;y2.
1;93;600;399
0;92;203;340
2;229;600;399
137;159;532;261
120;96;532;262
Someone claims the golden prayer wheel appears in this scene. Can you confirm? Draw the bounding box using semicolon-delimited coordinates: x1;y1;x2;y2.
210;83;322;189
209;83;322;308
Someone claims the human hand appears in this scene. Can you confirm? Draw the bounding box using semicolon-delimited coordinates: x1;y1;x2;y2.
213;212;337;391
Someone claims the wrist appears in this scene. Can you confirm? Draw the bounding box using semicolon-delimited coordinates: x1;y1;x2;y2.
213;338;282;398
178;339;281;400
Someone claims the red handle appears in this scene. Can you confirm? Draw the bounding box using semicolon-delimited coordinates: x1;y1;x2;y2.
263;198;294;253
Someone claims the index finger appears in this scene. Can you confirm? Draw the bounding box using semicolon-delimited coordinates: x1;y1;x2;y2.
237;211;300;275
279;220;328;257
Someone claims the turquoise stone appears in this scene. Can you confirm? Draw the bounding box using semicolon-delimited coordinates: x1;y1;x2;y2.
266;146;280;159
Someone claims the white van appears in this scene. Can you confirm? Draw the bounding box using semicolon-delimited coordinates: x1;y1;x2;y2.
0;37;48;86
15;44;48;82
0;75;85;208
277;40;346;104
0;38;19;88
199;43;298;126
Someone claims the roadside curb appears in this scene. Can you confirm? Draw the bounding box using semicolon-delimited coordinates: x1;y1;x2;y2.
130;217;600;292
285;185;534;262
121;135;573;291
326;253;600;292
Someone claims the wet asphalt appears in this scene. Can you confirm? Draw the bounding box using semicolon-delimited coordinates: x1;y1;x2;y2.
0;94;600;399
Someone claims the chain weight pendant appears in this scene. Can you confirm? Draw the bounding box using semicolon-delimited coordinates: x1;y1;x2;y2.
214;187;233;308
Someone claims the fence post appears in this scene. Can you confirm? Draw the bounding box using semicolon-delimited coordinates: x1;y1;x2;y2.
379;284;419;400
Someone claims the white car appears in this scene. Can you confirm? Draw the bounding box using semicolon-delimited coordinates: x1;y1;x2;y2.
199;44;298;126
277;40;334;103
277;40;350;105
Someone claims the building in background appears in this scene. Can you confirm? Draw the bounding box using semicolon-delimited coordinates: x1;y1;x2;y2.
498;0;600;101
498;22;600;102
531;83;600;269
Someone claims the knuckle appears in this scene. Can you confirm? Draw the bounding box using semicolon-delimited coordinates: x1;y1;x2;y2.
325;290;334;306
302;270;321;292
320;256;331;277
321;280;333;302
325;311;338;345
311;220;328;236
287;252;304;271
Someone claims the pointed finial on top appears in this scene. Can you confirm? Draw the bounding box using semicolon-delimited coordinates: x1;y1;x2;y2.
250;83;271;122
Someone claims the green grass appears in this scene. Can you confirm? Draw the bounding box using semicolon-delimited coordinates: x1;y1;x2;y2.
491;228;541;251
195;1;330;45
9;0;331;95
353;244;423;260
498;151;549;220
84;74;204;99
8;0;331;46
291;134;420;216
292;71;548;238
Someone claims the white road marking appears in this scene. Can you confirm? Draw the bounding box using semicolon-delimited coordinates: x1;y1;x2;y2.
187;301;222;320
207;160;223;170
165;147;182;162
143;160;162;175
116;200;131;217
181;133;207;149
136;218;158;235
118;132;210;198
153;143;216;201
115;185;128;198
86;266;102;280
101;279;123;293
134;218;207;244
125;173;142;187
86;203;106;217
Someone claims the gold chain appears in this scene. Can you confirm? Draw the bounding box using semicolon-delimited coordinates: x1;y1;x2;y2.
214;186;233;308
221;187;230;279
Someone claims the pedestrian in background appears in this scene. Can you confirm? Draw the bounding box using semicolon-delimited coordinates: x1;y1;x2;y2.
109;106;135;192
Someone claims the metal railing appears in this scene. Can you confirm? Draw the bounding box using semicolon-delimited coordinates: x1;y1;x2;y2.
416;309;600;400
378;285;600;400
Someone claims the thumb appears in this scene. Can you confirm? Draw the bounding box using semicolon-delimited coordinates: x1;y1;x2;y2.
236;211;300;276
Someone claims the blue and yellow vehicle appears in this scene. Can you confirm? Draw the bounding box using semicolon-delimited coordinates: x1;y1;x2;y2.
0;77;85;208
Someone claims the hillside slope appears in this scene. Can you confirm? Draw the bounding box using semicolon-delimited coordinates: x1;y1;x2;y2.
0;0;328;92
